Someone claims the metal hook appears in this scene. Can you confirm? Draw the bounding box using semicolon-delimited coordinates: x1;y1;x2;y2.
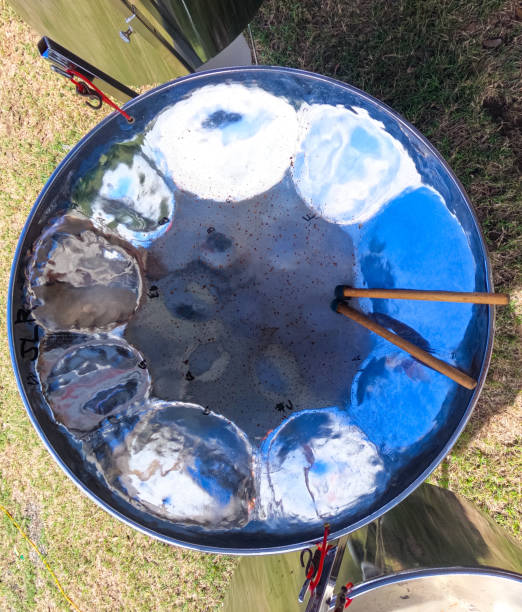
73;81;103;110
300;548;313;569
84;92;103;110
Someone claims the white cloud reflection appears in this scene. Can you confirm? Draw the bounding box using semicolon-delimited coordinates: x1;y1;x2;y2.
144;83;299;202
257;408;387;524
94;153;174;246
292;104;421;225
107;401;254;528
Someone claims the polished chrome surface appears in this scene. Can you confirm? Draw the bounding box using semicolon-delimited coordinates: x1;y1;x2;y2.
321;540;347;612
342;484;522;579
9;0;261;87
132;0;261;62
39;37;137;103
8;67;493;553
223;485;522;610
345;570;522;611
195;33;253;73
305;545;338;612
9;0;188;85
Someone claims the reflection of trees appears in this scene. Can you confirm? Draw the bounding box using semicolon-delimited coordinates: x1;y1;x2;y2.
72;134;171;235
149;0;261;54
348;485;522;575
73;136;144;218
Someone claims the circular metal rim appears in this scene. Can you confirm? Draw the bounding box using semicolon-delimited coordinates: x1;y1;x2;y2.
348;567;522;600
7;66;495;555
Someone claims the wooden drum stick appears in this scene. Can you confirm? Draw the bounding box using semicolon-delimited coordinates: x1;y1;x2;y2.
335;301;477;390
341;287;509;305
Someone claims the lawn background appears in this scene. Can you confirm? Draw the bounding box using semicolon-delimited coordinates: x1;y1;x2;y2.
0;0;520;609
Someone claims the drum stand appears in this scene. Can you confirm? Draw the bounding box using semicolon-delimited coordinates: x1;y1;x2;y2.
223;484;522;612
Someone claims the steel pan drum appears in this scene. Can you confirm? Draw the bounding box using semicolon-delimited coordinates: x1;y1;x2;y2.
8;67;493;553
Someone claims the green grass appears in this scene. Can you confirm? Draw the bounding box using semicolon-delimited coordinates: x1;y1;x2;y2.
0;488;36;610
0;0;521;609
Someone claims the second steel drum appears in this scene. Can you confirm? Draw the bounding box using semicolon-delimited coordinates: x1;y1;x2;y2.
8;67;493;553
223;484;522;610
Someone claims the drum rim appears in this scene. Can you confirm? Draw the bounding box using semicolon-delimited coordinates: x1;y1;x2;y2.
7;65;495;555
347;566;522;601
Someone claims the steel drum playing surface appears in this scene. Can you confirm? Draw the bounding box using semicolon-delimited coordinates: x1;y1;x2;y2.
8;67;493;553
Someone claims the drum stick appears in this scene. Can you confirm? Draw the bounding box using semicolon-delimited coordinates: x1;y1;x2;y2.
334;301;477;390
341;287;509;305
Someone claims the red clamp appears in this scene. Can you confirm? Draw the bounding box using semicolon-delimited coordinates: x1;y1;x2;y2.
333;581;353;611
65;67;133;122
344;582;354;608
307;524;331;593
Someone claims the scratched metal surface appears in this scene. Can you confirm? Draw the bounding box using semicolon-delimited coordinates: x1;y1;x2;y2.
8;67;493;553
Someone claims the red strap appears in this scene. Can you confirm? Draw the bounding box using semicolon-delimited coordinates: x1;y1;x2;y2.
344;582;353;608
66;68;133;122
309;524;330;592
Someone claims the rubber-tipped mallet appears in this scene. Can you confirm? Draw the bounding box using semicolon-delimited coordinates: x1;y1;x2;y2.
339;287;509;305
332;300;478;390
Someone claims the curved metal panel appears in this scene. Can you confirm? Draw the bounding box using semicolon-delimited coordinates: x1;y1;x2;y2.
8;67;493;553
8;0;261;86
223;485;522;610
132;0;262;62
346;570;522;611
9;0;187;84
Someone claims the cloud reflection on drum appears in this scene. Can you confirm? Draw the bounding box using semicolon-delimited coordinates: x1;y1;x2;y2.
88;401;255;529
73;142;174;247
143;83;299;202
257;408;388;525
292;104;421;225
